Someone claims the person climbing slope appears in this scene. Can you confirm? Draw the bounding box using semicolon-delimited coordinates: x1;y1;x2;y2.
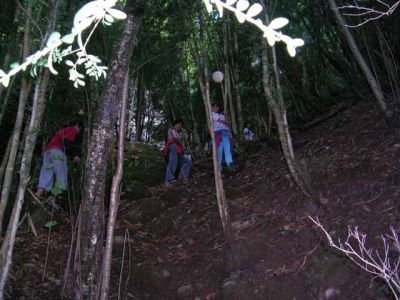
36;119;83;198
211;103;234;172
243;121;256;141
163;119;192;185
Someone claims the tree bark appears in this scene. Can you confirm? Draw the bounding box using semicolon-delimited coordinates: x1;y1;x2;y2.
76;1;143;298
0;0;33;231
0;138;11;190
100;71;129;300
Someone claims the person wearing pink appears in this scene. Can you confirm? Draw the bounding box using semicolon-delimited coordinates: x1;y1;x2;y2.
36;120;83;197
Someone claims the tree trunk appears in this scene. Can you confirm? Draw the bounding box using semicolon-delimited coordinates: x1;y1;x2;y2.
226;68;238;136
191;18;232;242
0;0;58;293
261;39;317;202
100;71;129;300
328;0;399;127
0;0;33;231
232;26;244;135
0;138;11;190
135;71;145;142
76;1;143;298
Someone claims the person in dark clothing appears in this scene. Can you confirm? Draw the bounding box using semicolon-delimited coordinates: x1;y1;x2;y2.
36;119;83;197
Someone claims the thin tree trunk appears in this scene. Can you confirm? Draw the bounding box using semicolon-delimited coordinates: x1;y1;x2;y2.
232;26;244;135
0;138;12;190
100;71;129;300
190;17;232;242
226;68;238;136
328;0;398;126
0;0;58;294
261;39;317;202
76;1;143;297
260;2;317;202
0;0;33;231
135;71;145;142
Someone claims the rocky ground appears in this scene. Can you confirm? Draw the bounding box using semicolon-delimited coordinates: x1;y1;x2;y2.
8;101;400;299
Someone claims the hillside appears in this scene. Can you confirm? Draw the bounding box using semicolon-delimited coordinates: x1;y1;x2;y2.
9;101;400;299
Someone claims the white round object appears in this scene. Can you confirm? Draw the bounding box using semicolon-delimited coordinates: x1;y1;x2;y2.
212;71;224;82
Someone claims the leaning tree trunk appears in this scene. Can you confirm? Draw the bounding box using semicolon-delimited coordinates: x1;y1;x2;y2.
0;0;33;231
0;0;58;293
328;0;399;127
76;1;143;298
262;41;317;202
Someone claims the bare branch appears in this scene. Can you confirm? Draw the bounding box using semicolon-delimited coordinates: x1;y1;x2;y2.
309;216;400;300
338;0;400;27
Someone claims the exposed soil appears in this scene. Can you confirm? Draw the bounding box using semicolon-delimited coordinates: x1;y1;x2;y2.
8;102;400;299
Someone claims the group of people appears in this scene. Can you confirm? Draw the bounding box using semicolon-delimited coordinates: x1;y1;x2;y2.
35;104;257;197
163;102;256;185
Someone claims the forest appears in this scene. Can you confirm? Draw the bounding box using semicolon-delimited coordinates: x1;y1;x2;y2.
0;0;400;299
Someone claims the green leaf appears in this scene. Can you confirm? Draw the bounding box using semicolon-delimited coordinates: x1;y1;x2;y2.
10;62;20;70
62;33;75;44
102;19;112;26
44;220;58;228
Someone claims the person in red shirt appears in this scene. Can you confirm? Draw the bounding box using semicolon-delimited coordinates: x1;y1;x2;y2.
36;120;83;197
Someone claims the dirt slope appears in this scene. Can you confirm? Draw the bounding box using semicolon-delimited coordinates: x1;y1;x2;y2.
9;102;400;299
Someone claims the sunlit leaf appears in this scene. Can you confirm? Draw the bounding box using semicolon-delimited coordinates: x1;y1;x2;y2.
1;76;10;87
287;45;296;57
204;0;213;13
235;12;245;23
47;32;61;47
106;8;127;20
62;33;75;44
263;31;276;46
0;69;5;77
104;14;114;23
292;38;305;47
47;50;59;75
215;2;224;17
246;3;262;17
74;16;94;33
226;0;238;5
269;17;289;30
65;60;74;67
236;0;249;11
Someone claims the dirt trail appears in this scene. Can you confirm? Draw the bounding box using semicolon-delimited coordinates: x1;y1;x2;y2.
9;102;400;299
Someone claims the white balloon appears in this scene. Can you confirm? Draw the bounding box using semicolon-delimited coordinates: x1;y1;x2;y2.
212;71;224;82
